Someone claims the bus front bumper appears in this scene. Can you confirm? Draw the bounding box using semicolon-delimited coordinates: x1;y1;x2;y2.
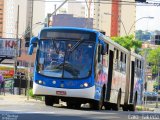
33;83;95;99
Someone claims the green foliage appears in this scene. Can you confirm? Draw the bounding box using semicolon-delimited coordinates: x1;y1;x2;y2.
135;30;151;41
28;88;34;98
135;30;143;40
147;47;160;75
136;106;153;111
111;35;142;52
153;81;158;92
28;88;44;101
24;25;34;39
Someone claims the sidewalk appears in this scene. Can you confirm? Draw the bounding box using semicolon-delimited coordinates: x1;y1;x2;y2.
153;104;160;113
0;94;43;106
140;102;160;113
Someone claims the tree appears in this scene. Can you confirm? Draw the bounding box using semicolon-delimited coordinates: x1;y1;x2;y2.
111;35;142;52
153;81;158;92
24;25;34;47
135;30;143;40
147;47;160;75
135;30;152;41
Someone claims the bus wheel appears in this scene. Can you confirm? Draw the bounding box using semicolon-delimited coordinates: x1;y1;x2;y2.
45;96;54;106
104;102;112;110
122;105;129;111
67;102;81;109
112;92;121;111
129;94;137;111
90;90;104;110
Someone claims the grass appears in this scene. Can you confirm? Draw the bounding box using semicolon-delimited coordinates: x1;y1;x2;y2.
136;105;155;111
28;88;44;101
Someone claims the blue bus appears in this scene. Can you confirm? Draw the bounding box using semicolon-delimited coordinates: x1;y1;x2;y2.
28;27;144;111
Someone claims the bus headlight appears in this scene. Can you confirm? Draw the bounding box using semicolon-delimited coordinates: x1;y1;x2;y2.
84;82;88;87
52;80;56;84
37;80;43;84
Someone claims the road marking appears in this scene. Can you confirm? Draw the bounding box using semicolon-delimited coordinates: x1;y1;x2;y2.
96;116;120;119
0;110;55;114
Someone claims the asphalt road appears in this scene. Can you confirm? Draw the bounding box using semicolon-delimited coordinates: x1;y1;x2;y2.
0;95;160;120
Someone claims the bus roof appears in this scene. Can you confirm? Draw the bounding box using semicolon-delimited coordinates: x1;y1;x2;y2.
40;27;99;34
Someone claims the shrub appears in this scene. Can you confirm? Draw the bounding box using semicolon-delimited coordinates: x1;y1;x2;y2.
28;89;35;98
28;88;44;101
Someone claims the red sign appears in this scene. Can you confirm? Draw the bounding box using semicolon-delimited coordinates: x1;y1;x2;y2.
5;41;17;48
56;91;66;95
0;38;20;57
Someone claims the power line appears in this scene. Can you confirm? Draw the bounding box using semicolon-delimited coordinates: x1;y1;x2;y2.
28;0;160;6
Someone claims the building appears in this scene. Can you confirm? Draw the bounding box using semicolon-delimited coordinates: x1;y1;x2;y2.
85;0;94;18
151;33;160;45
67;0;86;18
0;0;4;37
93;0;136;37
1;0;45;66
2;0;45;38
52;14;93;29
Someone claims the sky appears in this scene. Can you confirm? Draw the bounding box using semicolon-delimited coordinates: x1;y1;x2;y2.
136;4;160;31
45;0;160;31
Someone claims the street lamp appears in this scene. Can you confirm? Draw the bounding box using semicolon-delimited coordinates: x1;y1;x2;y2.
128;16;154;35
156;54;160;108
104;12;128;36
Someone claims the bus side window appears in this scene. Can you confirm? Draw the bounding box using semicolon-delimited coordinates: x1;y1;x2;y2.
134;59;137;77
106;43;109;54
120;52;123;62
116;49;119;70
140;60;142;76
98;44;102;63
123;54;126;72
113;48;117;70
136;59;139;77
120;52;123;72
102;42;109;55
116;49;119;59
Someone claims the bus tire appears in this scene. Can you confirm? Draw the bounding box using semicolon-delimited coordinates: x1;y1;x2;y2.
67;102;81;109
90;90;104;110
129;93;137;111
122;105;129;111
45;96;54;106
112;92;121;111
104;102;112;110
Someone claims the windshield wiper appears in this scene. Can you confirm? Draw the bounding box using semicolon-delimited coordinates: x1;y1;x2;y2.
56;62;79;76
68;40;84;53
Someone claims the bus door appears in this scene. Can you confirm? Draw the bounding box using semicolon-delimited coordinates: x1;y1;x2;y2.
129;61;135;103
106;50;114;101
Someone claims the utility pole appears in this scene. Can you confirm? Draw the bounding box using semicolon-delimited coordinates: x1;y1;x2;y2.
14;5;19;94
47;0;68;27
27;0;33;100
54;4;57;15
84;0;92;28
143;49;147;109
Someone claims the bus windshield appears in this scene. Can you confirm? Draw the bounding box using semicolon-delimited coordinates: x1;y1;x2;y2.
37;39;95;79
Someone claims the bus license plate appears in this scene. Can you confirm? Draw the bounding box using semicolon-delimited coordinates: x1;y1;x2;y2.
56;91;66;95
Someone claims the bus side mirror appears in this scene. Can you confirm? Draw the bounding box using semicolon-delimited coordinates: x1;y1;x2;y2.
28;37;38;55
98;45;102;62
30;37;38;44
28;44;34;55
